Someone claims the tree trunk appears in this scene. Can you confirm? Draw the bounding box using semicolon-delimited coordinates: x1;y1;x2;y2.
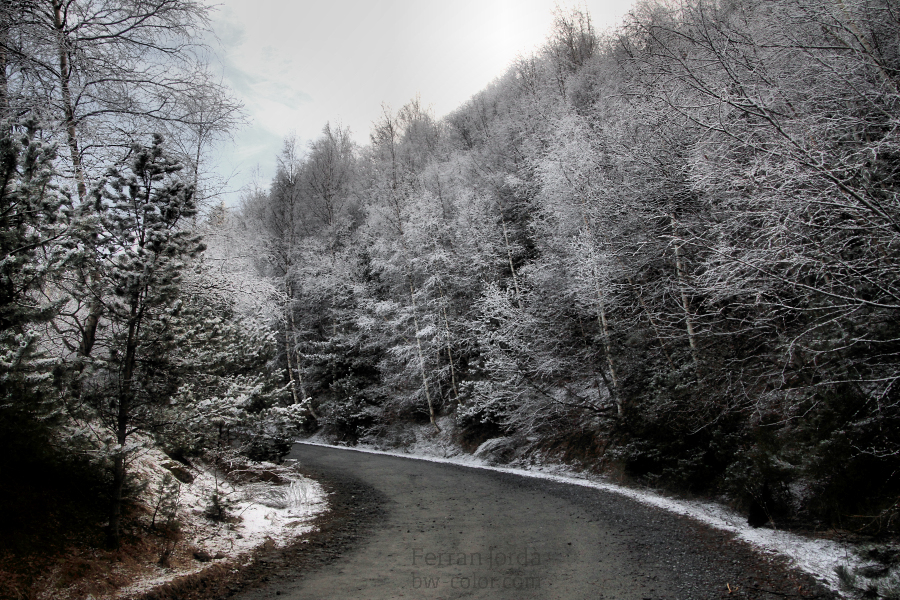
108;449;127;549
500;217;523;309
576;199;622;414
438;287;459;403
283;281;300;405
330;245;338;338
671;215;700;372
284;324;300;405
108;299;141;549
51;0;87;201
408;277;440;433
286;288;317;418
0;7;8;118
393;199;440;432
107;437;129;548
284;326;300;404
593;269;621;416
69;296;103;400
79;299;102;358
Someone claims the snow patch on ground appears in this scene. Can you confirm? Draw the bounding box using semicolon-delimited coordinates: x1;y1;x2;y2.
177;466;325;556
111;446;327;599
300;427;860;597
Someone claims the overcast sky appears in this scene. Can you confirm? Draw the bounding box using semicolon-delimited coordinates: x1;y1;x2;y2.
207;0;637;205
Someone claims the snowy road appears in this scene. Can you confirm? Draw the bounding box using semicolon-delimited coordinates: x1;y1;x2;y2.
233;443;837;600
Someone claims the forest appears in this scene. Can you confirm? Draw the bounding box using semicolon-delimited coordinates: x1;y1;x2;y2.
2;0;899;576
239;0;900;534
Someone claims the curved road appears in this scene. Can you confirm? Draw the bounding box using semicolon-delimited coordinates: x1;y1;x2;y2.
234;444;835;600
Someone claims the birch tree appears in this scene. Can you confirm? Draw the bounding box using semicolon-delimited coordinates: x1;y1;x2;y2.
3;0;231;193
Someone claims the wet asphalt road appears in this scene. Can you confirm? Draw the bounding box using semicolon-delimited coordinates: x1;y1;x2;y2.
232;443;836;600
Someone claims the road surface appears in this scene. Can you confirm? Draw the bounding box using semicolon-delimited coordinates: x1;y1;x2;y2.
231;443;835;600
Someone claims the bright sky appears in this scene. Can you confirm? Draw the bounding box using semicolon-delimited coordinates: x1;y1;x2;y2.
207;0;637;205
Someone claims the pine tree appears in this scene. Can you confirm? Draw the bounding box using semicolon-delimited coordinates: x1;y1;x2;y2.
80;134;203;548
0;121;69;474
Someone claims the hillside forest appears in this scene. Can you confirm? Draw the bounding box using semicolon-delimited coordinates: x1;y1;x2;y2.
2;0;900;562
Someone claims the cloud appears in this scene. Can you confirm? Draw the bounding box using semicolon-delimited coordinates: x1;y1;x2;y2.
205;0;638;206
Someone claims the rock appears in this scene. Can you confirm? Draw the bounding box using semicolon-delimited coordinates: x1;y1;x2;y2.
193;549;212;562
163;461;195;483
473;436;519;465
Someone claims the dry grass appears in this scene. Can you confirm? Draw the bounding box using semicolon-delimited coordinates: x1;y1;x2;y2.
0;518;187;600
243;478;315;511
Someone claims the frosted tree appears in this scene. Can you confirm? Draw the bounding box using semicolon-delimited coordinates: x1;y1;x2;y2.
357;101;448;432
0;121;70;480
3;0;236;198
2;0;242;393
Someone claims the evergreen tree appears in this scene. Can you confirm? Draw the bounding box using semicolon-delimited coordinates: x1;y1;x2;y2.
0;121;69;475
78;134;203;548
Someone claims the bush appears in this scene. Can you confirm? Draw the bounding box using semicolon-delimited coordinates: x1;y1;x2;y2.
320;395;382;442
244;433;293;463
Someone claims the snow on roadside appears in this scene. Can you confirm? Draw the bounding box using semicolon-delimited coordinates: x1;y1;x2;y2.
112;446;327;599
299;430;861;596
176;463;326;556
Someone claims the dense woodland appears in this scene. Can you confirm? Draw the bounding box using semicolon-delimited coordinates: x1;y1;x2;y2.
241;0;900;533
2;0;900;566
